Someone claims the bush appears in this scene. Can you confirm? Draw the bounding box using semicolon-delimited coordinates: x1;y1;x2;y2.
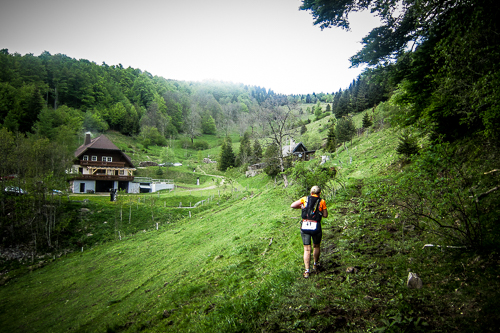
180;138;192;149
388;141;500;248
263;143;281;177
287;160;337;198
193;140;209;150
139;126;167;147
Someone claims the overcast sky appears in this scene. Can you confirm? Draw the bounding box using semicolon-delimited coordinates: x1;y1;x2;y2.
0;0;380;95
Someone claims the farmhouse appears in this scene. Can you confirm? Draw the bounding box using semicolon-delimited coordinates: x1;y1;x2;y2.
282;139;315;161
71;133;136;193
246;140;316;177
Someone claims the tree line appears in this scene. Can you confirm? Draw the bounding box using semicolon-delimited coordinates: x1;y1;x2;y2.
0;50;288;150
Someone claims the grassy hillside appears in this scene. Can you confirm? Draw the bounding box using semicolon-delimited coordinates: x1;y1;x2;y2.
1;117;499;332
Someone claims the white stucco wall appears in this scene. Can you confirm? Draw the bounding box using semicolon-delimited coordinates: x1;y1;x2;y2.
129;182;140;194
151;183;175;192
72;180;96;193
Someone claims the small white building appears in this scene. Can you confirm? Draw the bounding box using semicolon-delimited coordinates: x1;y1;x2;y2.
131;177;175;193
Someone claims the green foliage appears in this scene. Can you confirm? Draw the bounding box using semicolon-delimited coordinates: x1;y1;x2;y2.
302;0;500;142
288;160;337;197
1;121;500;333
301;131;322;151
362;112;373;129
2;83;45;133
395;131;419;158
237;132;252;165
201;113;216;134
138;126;167;148
252;139;263;163
107;102;128;130
335;116;356;147
0;130;73;251
179;137;192;149
192;140;209;150
218;137;236;171
388;141;500;248
263;143;280;177
314;101;323;120
34;105;83;146
0;50;271;143
82;109;109;133
325;125;336;153
300;123;307;134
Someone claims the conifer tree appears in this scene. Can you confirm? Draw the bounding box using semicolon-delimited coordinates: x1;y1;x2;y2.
218;137;236;171
263;143;280;177
396;131;419;158
252;139;263;163
335;117;356;149
300;124;307;135
362;112;373;129
237;132;252;165
325;125;336;153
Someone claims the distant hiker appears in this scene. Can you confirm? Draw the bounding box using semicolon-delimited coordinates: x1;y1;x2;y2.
290;185;328;278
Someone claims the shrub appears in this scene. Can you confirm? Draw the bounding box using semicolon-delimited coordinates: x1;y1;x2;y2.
396;131;419;158
193;140;209;150
388;141;500;248
287;160;337;198
263;143;281;177
180;138;192;149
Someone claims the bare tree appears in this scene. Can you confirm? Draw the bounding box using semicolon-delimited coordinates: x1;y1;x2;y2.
261;97;299;187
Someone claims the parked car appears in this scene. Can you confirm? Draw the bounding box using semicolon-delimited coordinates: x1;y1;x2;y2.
4;186;27;195
159;162;174;167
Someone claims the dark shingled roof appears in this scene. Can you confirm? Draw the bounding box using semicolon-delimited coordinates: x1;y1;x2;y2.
292;142;308;153
74;135;134;167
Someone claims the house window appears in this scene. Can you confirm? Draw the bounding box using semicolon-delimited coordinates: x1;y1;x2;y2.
91;156;97;161
102;156;112;162
83;155;89;161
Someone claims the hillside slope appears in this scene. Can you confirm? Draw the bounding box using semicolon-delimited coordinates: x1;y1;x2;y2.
0;178;308;332
1;122;499;332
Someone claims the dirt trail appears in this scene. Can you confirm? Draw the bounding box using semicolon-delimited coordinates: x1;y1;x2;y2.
177;166;224;191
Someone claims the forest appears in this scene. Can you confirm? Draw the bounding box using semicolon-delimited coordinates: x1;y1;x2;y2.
0;48;391;147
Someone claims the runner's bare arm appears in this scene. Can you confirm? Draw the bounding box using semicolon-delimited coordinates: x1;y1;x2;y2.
291;200;303;209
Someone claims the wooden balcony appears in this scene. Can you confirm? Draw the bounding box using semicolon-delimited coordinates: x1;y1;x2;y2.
79;160;127;168
74;174;134;181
